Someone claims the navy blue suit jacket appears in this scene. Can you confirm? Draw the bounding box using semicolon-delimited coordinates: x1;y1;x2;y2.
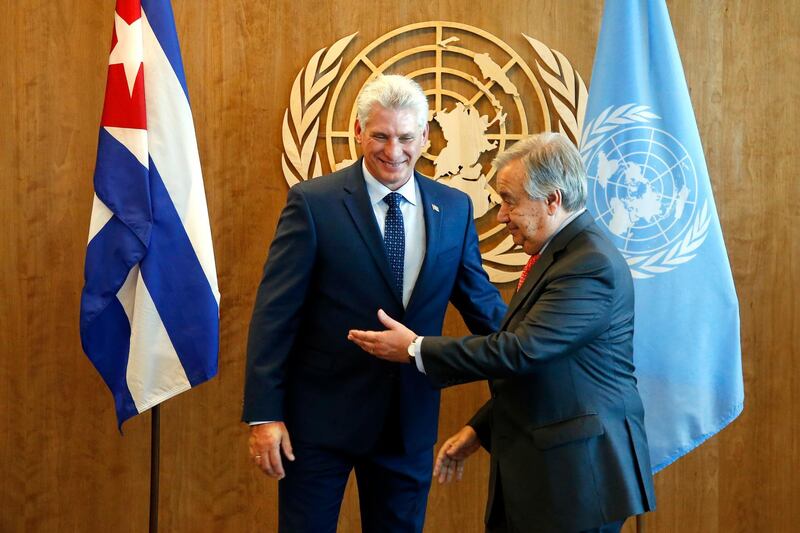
243;161;506;454
422;212;656;531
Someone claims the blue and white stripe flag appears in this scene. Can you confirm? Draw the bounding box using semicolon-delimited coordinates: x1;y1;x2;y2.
580;0;744;472
80;0;219;428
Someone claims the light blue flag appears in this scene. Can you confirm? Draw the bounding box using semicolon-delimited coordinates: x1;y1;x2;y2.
580;0;744;472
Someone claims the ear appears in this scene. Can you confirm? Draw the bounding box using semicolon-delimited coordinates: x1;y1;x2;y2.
546;190;562;214
354;119;363;143
421;121;430;143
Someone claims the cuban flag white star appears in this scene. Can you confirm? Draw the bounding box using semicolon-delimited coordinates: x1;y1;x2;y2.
108;11;143;97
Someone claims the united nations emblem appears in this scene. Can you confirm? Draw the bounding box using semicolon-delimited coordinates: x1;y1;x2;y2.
280;21;587;283
580;105;710;279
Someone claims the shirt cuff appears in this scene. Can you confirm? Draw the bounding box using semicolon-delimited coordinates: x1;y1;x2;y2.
413;336;426;374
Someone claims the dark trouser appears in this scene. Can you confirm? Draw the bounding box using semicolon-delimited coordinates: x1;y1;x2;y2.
485;470;625;533
580;520;625;533
278;441;433;533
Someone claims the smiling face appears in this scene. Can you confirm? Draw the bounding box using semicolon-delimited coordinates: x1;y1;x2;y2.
496;159;562;255
354;104;429;190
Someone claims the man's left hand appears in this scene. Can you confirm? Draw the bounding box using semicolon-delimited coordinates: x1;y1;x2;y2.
348;309;416;363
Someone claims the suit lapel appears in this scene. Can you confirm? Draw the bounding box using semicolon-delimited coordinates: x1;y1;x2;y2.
341;161;403;305
501;211;594;330
406;174;442;311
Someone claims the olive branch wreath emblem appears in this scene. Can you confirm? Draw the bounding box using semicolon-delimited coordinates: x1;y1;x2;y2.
281;33;357;187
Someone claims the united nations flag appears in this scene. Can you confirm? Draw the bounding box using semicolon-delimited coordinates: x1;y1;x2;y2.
581;0;744;472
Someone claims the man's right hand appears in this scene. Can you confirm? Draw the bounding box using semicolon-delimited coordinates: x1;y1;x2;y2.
433;425;481;484
249;422;295;479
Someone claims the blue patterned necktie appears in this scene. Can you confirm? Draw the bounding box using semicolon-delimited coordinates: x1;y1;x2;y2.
383;192;404;296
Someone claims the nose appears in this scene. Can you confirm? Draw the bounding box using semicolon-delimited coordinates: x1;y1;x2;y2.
497;203;509;223
384;139;402;159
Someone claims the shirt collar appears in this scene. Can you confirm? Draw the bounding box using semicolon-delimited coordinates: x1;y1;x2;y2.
362;160;419;207
538;207;587;255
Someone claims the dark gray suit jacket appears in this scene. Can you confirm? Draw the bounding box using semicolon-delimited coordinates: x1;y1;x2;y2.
422;212;656;532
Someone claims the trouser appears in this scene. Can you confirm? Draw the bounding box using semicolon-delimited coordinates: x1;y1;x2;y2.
485;468;626;533
278;441;433;533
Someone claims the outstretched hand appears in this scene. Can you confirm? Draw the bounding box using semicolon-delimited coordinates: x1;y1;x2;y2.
434;426;481;484
348;309;417;363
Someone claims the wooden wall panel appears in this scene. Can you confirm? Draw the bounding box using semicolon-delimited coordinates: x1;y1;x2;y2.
717;0;800;530
1;0;798;531
0;1;152;531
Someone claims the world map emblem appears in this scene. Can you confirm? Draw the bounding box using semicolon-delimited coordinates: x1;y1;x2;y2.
280;21;588;283
581;105;711;279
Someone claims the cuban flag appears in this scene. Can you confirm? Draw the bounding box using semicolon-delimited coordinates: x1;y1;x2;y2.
80;0;219;428
580;0;744;472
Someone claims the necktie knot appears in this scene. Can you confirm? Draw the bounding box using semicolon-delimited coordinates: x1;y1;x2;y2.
384;192;402;208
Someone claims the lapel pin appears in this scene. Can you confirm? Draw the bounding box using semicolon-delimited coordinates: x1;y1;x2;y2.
432;204;440;212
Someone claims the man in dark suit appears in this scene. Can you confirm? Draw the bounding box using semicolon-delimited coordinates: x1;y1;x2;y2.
349;132;656;533
243;74;506;533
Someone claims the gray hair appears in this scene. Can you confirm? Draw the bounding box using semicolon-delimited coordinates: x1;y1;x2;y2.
492;132;587;212
355;75;429;130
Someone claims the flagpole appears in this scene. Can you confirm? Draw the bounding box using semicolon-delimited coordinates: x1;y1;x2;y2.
149;405;161;533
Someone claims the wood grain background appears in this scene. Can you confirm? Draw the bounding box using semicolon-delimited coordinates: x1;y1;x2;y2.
1;0;798;531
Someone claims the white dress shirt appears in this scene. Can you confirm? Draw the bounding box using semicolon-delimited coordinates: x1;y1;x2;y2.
362;161;426;308
251;165;427;425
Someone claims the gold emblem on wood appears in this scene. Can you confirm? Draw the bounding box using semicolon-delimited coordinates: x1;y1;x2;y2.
281;22;587;283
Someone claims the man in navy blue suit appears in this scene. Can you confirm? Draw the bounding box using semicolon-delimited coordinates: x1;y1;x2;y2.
350;133;656;533
243;74;506;532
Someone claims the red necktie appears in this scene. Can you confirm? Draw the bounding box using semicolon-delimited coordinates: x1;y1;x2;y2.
516;254;540;291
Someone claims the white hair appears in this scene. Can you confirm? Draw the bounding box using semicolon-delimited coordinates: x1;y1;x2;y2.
492;132;588;212
355;74;429;130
